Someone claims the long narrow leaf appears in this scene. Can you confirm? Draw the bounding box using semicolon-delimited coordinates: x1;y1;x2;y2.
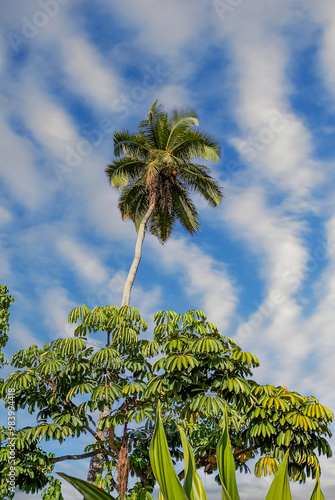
149;403;188;500
265;451;292;500
216;409;240;500
310;468;325;500
220;483;233;500
177;425;208;500
58;473;114;499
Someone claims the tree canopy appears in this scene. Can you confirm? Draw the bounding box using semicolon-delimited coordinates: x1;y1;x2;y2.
0;285;14;370
0;301;332;499
106;100;222;243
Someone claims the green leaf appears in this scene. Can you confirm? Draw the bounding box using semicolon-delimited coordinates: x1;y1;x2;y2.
58;473;115;499
178;425;207;500
217;408;240;500
149;403;188;500
310;468;325;500
265;451;292;500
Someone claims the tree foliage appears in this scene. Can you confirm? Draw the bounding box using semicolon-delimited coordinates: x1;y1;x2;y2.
61;407;326;500
0;285;14;369
106;100;222;243
0;303;332;499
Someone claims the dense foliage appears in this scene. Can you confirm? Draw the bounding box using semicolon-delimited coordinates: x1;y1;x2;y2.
0;285;14;369
60;406;326;500
0;302;332;498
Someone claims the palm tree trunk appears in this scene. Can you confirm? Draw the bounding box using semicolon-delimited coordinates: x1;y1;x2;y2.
121;203;155;306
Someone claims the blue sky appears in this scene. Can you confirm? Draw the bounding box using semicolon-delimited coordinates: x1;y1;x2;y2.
1;0;335;498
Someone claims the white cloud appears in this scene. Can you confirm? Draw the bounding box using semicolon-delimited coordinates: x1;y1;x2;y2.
223;186;307;293
60;35;121;107
19;76;79;157
110;0;210;59
131;284;162;324
0;31;5;76
155;84;192;110
9;322;41;351
0;243;12;282
14;478;82;500
50;149;139;244
212;0;322;201
150;236;238;331
308;0;335;97
0;112;46;209
72;160;136;242
40;286;76;340
0;205;12;225
221;186;312;383
57;237;109;285
296;213;335;406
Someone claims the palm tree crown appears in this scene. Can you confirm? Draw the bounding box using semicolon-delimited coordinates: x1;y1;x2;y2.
106;100;223;243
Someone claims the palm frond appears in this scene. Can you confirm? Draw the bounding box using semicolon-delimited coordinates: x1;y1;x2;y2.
149;205;176;243
178;163;223;206
171;183;200;235
147;100;165;121
153;112;170;149
139;101;168;149
113;130;149;158
118;182;149;226
171;129;221;163
166;108;199;149
105;158;145;189
143;114;169;149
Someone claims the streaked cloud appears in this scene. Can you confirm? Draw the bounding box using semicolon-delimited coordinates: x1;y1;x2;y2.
150;236;238;331
57;237;109;285
40;286;77;340
60;35;121;107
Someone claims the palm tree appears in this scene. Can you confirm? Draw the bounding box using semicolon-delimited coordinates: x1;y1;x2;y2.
106;100;223;306
86;101;223;490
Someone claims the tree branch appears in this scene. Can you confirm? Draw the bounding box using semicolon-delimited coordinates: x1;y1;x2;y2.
50;449;114;464
86;426;98;439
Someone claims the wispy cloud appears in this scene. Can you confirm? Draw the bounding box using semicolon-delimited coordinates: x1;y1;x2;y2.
309;0;335;99
60;35;121;108
57;237;109;285
222;186;308;293
220;7;321;201
0;113;47;208
150;236;238;331
110;0;211;60
40;286;77;340
19;75;79;155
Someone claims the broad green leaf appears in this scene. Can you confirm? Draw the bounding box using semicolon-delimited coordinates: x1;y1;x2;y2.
265;451;292;500
149;403;188;500
217;408;240;500
310;468;325;500
177;425;207;500
58;473;114;499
